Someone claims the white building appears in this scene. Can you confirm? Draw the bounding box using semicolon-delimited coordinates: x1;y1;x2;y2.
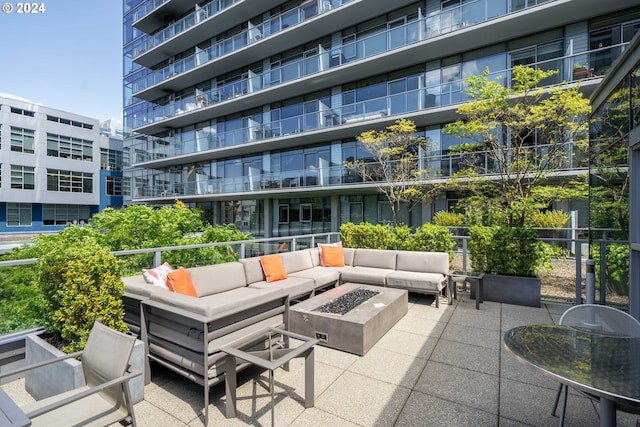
0;95;124;233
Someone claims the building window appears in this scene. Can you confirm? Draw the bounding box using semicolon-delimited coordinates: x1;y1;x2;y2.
7;203;32;226
10;107;35;117
100;148;124;171
10;127;35;154
46;115;93;129
42;204;91;226
47;169;93;193
106;176;123;196
10;165;35;189
46;133;93;161
278;204;289;223
300;203;312;222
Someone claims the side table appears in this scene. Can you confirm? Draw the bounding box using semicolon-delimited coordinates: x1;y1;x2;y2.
449;271;485;310
221;327;318;426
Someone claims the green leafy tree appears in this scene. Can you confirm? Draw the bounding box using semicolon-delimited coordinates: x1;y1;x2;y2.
444;66;591;227
345;118;434;226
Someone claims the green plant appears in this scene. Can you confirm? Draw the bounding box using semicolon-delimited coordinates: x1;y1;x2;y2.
468;226;549;277
412;223;454;260
528;210;569;228
592;243;629;296
38;239;128;353
433;211;464;227
339;222;395;249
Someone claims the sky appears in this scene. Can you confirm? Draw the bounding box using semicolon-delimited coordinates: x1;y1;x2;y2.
0;1;123;122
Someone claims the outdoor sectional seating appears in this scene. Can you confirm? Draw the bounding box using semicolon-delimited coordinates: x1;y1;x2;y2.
120;247;450;423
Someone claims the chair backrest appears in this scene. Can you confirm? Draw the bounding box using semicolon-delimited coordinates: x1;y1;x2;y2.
82;321;136;404
559;304;640;337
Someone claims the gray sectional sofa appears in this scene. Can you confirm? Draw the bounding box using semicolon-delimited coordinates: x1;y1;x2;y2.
121;247;449;424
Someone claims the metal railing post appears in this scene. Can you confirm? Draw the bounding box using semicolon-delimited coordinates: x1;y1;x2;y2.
575;243;582;304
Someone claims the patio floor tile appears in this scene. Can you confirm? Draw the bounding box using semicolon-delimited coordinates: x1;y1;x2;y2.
397;389;498;426
348;345;427;388
430;338;500;376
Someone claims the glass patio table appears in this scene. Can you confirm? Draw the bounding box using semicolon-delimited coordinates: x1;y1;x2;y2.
504;324;640;427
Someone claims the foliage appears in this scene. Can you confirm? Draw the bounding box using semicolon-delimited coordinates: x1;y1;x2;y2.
411;223;454;260
346;119;435;226
528;210;569;228
592;243;629;296
2;204;251;333
339;222;453;260
444;66;591;227
433;211;464;227
468;226;550;277
340;222;395;249
38;238;128;353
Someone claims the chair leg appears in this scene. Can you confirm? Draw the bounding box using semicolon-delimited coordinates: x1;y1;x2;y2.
559;385;568;427
552;383;563;416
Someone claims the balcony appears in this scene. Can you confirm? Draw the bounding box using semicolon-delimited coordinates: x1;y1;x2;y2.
129;142;587;201
130;46;612;148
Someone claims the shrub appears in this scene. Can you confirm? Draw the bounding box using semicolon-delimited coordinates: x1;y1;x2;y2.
38;239;128;353
469;226;549;277
433;211;464;227
412;223;454;260
340;222;395;249
592;243;629;296
392;225;414;251
528;210;569;228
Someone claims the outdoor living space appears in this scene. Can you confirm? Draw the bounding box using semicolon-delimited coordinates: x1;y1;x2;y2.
4;295;638;426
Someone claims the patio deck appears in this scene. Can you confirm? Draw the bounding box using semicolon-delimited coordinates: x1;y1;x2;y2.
3;295;639;426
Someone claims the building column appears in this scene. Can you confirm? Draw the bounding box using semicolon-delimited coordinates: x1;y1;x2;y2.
264;198;272;238
331;195;340;232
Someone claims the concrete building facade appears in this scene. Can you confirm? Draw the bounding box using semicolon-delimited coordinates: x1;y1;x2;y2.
0;95;124;233
122;0;640;237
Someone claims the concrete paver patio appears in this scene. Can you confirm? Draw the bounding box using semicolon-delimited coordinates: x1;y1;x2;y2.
4;295;639;426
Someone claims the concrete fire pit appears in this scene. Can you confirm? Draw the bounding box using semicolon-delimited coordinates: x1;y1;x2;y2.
289;283;408;355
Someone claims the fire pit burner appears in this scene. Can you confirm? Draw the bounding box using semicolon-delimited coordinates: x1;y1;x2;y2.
315;288;380;315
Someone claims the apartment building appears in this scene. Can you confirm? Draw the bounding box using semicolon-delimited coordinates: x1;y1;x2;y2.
122;0;640;237
0;95;124;233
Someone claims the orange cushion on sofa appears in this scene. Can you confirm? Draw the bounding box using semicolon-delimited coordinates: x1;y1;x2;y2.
166;267;198;297
320;244;345;267
259;254;288;282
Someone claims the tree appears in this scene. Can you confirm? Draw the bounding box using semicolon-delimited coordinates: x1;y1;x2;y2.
345;118;433;226
444;66;591;227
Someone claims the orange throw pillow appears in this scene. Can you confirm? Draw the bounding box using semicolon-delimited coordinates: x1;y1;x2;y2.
321;245;345;267
166;267;198;297
259;254;288;282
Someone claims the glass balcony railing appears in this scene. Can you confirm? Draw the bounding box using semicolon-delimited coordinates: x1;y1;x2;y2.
131;0;349;62
130;45;621;140
130;141;586;199
130;0;550;97
130;0;170;24
131;0;243;58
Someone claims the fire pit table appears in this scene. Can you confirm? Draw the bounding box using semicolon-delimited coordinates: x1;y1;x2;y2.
289;283;408;356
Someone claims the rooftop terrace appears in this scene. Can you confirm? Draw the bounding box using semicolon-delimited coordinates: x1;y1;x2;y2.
3;295;638;426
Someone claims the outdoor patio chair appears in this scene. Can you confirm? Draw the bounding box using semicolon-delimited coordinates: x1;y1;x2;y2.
551;304;640;426
0;321;140;427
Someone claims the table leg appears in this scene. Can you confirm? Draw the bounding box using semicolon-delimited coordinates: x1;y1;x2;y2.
225;355;237;418
599;398;616;427
304;348;315;408
270;369;275;426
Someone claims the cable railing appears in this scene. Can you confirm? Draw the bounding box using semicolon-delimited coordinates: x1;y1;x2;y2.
130;0;557;97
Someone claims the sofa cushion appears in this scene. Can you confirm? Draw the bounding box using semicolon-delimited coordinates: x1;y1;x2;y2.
318;241;341;265
308;248;321;267
122;275;166;298
386;270;446;292
240;257;266;284
142;262;173;289
167;267;198;297
259;255;288;282
342;247;356;266
279;250;313;273
289;267;340;290
188;262;248;297
339;266;394;286
353;249;397;270
248;276;314;300
396;251;449;275
320;245;345;267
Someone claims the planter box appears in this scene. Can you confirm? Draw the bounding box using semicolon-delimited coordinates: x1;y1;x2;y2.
25;333;145;404
471;274;541;307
